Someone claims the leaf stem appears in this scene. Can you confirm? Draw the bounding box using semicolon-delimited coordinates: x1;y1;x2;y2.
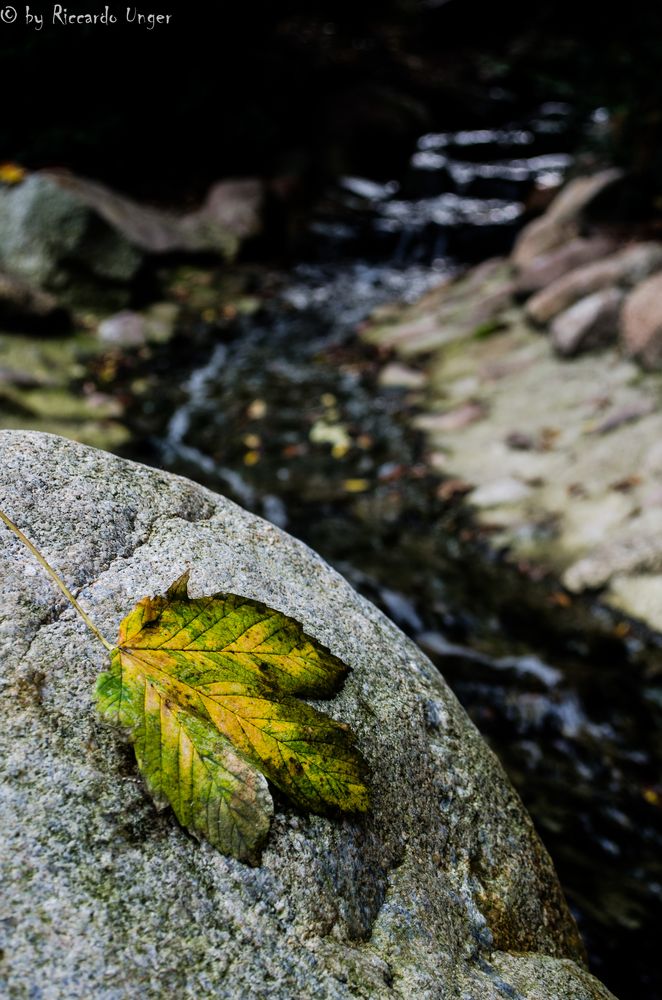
0;508;115;652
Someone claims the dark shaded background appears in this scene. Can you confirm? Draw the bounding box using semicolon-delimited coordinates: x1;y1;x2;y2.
2;0;662;205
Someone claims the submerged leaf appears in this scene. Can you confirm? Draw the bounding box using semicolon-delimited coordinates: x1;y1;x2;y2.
95;572;369;862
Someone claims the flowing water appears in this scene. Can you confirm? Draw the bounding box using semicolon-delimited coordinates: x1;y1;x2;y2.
120;107;662;999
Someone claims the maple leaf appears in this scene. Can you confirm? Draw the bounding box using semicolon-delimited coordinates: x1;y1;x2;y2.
95;572;369;862
0;511;369;865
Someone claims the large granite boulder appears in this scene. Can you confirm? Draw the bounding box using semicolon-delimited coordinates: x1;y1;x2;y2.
0;431;615;1000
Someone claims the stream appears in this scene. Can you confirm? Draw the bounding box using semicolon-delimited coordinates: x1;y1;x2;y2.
118;107;662;1000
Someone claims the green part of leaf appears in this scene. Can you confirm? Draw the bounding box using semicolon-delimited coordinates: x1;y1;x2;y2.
94;573;369;862
97;661;273;862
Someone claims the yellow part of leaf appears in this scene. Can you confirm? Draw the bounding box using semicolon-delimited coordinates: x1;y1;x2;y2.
95;572;369;862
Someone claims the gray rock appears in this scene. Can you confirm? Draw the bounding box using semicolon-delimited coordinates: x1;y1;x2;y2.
47;172;263;259
0;174;142;303
515;235;618;294
550;287;624;357
527;242;662;326
97;310;148;348
0;431;615;1000
97;303;180;348
621;271;662;369
377;362;427;389
512;169;623;271
0;173;264;308
564;524;662;592
541;170;623;227
198;179;264;249
608;573;662;633
469;476;533;508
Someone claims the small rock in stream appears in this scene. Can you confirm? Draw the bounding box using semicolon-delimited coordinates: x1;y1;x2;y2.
515;234;618;294
621;270;662;369
527;241;662;326
550;287;624;357
470;476;533;508
97;303;179;348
